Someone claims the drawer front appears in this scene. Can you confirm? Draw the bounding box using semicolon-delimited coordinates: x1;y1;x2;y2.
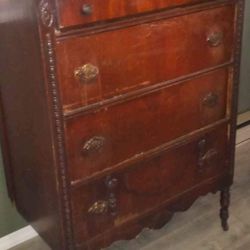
57;0;206;29
71;125;229;243
56;5;234;111
65;69;228;181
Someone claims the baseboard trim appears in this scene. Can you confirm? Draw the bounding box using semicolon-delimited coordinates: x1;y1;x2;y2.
237;111;250;126
0;226;38;250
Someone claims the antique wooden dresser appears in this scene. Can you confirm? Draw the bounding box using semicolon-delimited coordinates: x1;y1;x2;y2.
0;0;245;249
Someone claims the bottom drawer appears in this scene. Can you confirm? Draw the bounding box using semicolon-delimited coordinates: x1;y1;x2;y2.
71;125;229;243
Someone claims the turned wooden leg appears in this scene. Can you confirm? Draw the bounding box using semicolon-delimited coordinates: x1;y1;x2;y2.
220;187;230;231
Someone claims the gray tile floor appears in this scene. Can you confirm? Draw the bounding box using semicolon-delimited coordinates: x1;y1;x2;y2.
11;129;250;250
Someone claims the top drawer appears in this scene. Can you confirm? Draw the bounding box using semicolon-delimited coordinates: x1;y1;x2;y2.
56;0;207;29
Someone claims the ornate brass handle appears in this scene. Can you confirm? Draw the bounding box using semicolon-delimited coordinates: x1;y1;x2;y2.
207;31;224;47
105;176;118;216
88;176;118;215
81;4;93;15
198;139;218;172
198;149;218;168
74;63;99;83
88;200;109;214
202;92;219;108
82;136;105;154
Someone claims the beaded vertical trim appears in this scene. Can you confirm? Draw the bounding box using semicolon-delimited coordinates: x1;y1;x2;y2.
39;0;74;247
44;33;74;250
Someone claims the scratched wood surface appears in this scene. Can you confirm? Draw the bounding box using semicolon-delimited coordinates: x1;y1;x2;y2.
10;128;250;250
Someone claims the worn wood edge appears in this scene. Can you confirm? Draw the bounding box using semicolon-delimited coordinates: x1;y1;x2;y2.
37;1;74;249
71;118;230;188
63;62;233;119
228;0;245;177
76;175;231;249
55;0;234;38
44;33;74;249
0;226;38;250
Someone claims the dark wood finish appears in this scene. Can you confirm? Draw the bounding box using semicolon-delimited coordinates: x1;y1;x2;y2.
65;69;228;181
0;0;245;250
220;186;230;231
56;4;234;111
71;125;228;244
56;0;208;29
0;1;64;249
76;175;231;250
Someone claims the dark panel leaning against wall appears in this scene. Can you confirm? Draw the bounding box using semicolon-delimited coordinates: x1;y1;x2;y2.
0;150;27;237
238;0;250;113
0;1;27;237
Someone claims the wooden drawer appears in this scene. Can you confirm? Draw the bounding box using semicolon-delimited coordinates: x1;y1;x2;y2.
71;125;229;244
65;69;229;182
56;4;234;112
56;0;207;29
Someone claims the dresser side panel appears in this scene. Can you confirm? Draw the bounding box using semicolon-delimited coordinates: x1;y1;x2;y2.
0;1;64;249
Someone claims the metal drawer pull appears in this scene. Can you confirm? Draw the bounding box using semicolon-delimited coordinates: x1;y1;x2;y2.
88;200;109;214
82;136;105;154
202;92;219;108
198;149;218;168
207;31;223;47
198;139;218;172
88;176;118;215
105;176;118;189
74;63;99;83
81;4;93;15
